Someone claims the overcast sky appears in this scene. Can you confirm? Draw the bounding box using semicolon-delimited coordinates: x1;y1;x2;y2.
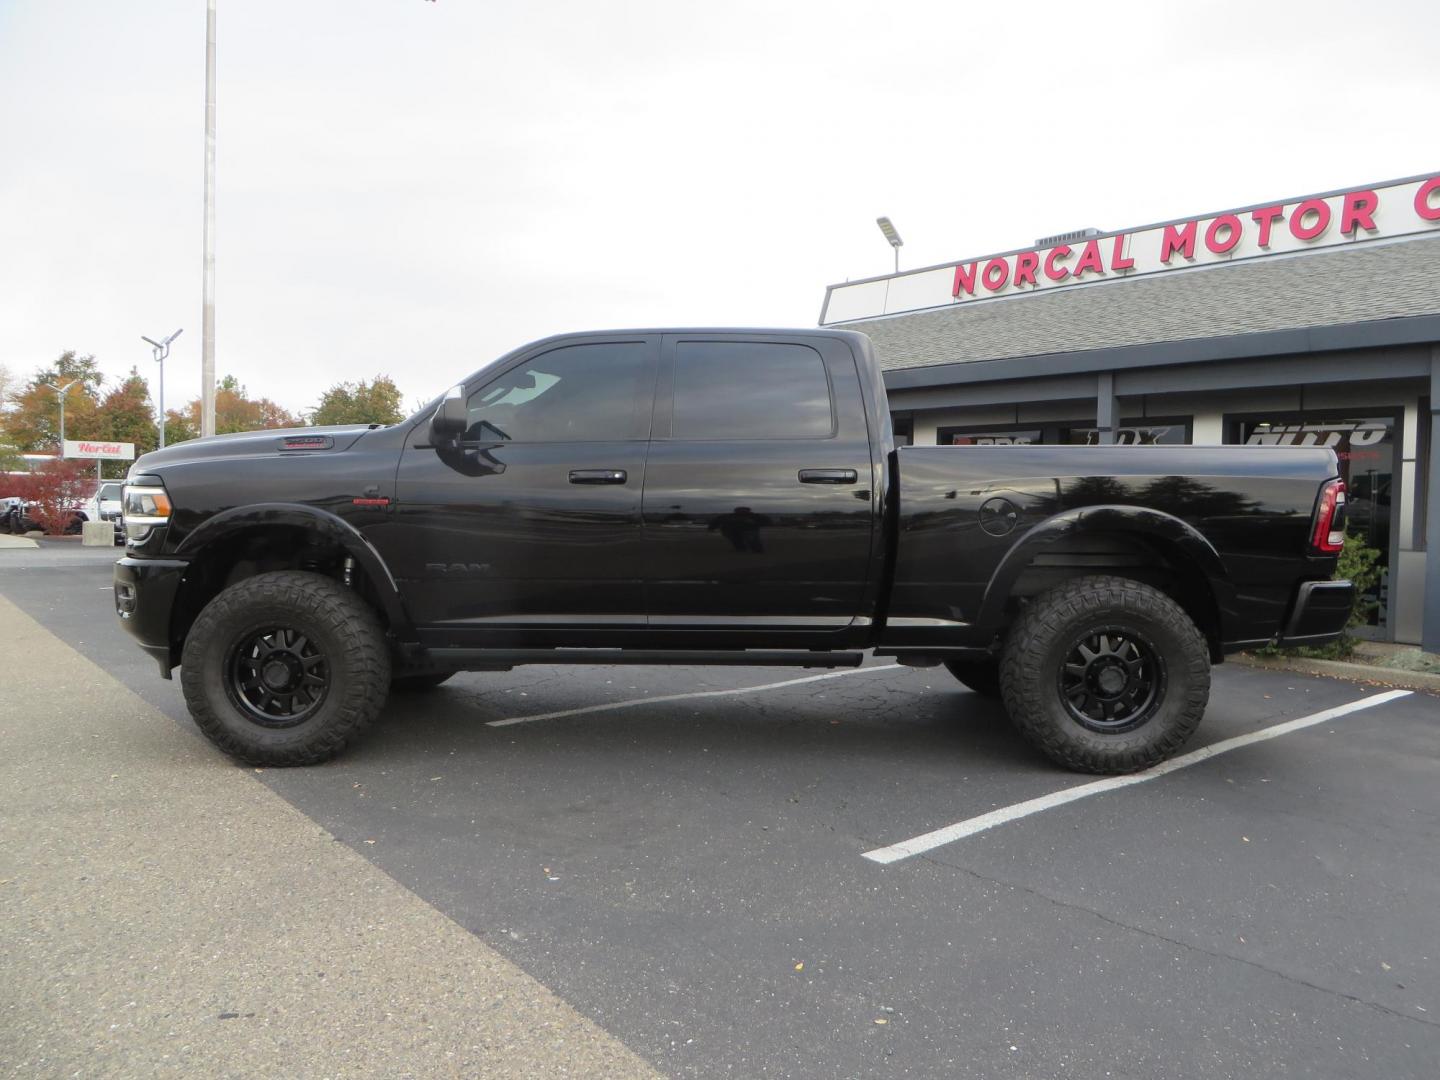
2;0;1436;419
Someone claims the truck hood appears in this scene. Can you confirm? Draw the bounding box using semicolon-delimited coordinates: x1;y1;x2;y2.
128;425;378;475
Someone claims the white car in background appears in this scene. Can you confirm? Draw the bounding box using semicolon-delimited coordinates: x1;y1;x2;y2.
73;481;125;543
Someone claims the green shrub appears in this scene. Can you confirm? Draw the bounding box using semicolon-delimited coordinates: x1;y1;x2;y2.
1255;524;1381;660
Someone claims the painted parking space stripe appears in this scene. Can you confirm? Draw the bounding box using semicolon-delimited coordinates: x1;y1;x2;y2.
862;689;1414;865
489;664;903;727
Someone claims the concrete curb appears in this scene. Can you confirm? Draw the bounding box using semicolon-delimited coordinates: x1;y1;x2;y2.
0;534;39;549
1232;651;1440;693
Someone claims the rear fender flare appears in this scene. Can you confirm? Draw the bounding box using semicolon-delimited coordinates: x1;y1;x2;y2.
977;504;1234;638
175;503;412;635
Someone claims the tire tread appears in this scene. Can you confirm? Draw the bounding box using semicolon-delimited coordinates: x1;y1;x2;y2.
999;574;1210;774
180;571;390;766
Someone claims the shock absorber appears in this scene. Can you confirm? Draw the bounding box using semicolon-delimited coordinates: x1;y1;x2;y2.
342;555;355;587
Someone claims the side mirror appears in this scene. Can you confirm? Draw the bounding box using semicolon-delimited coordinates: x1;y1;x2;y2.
430;385;468;443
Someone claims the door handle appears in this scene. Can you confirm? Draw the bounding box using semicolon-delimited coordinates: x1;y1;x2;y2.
569;469;628;484
798;468;858;484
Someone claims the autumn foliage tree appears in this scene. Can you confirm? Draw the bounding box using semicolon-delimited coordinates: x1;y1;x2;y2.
5;459;93;534
175;374;300;435
311;376;404;426
3;351;104;451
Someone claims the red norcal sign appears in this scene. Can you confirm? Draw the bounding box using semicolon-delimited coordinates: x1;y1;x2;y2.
951;176;1440;301
818;172;1440;325
62;439;135;461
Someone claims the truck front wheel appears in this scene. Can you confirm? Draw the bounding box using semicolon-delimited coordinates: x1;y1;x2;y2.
180;571;391;766
999;575;1210;774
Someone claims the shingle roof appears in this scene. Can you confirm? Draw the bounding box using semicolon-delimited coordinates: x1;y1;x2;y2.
837;234;1440;371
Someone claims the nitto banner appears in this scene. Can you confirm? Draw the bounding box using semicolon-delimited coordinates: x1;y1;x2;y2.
821;172;1440;324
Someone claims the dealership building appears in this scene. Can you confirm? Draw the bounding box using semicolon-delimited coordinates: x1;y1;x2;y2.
820;172;1440;649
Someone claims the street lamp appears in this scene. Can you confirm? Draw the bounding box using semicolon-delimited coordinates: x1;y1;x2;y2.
876;216;904;274
201;0;217;438
43;380;81;451
142;329;184;448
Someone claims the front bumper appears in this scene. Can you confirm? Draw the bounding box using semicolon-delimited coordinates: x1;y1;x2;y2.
1276;579;1355;648
113;556;188;677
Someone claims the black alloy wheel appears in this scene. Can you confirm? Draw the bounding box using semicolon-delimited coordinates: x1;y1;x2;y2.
1058;628;1165;733
181;570;390;766
999;574;1210;774
227;626;330;727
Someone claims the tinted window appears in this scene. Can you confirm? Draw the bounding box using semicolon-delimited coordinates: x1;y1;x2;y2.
465;342;650;442
673;341;832;440
98;484;122;500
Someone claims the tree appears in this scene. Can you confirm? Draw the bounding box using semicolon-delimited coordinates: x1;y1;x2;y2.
87;368;159;477
8;459;93;534
94;368;158;452
311;375;404;426
162;408;199;445
3;351;104;451
174;374;300;437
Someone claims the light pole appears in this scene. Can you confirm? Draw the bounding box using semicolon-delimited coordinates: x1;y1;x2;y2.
201;0;217;438
876;216;904;274
43;380;80;452
142;329;184;448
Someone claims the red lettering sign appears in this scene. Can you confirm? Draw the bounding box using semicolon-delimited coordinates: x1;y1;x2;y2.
981;257;1010;292
1289;198;1331;240
1043;245;1072;281
1340;189;1378;235
952;261;978;297
1416;176;1440;221
1159;220;1197;263
1013;250;1040;288
1071;239;1105;278
1250;205;1284;247
1109;234;1135;271
1204;214;1242;254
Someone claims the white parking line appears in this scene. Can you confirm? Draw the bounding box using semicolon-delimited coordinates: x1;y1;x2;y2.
488;664;903;727
862;689;1414;865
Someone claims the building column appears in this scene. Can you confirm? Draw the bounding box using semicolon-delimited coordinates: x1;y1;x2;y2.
1096;372;1118;445
1423;348;1440;654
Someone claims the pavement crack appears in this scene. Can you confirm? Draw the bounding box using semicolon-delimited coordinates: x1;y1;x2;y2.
915;852;1439;1031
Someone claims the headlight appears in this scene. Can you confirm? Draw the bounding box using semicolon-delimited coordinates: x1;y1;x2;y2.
122;484;172;539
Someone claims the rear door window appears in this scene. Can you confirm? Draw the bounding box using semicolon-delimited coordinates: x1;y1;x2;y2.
672;341;834;440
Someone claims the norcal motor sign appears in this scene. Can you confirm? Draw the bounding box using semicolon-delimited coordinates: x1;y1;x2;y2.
820;172;1440;324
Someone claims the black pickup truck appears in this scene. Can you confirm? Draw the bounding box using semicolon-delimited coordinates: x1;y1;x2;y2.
113;328;1353;774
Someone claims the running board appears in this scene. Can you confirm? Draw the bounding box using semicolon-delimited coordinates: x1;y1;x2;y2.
427;648;865;670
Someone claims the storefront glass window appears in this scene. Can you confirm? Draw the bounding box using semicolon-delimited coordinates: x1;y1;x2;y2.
937;417;1192;447
1062;420;1192;445
1230;412;1397;630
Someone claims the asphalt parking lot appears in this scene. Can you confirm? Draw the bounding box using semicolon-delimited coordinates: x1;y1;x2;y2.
3;544;1438;1079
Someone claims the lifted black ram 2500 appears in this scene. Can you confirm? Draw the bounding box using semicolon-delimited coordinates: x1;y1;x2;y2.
113;329;1354;773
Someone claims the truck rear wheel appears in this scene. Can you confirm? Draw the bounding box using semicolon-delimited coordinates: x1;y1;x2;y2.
180;571;391;766
943;658;1001;698
999;575;1209;774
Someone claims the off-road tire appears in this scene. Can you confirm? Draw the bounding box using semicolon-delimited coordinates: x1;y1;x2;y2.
180;570;390;766
391;671;455;692
999;575;1210;774
943;658;1001;698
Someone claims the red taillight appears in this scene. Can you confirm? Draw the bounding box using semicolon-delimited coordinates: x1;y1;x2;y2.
1311;479;1346;554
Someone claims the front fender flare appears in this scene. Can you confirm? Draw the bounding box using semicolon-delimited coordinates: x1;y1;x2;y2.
175;503;413;636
